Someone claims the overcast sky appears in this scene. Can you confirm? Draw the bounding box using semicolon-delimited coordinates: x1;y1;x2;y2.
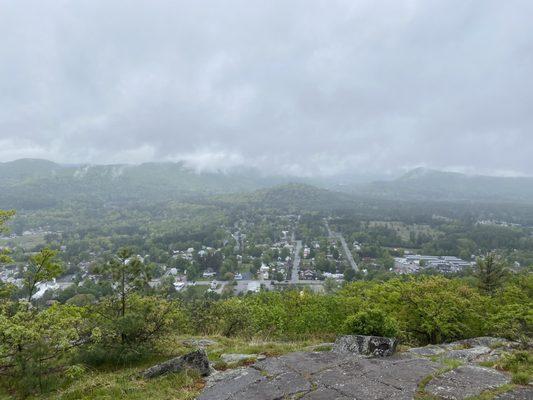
0;0;532;177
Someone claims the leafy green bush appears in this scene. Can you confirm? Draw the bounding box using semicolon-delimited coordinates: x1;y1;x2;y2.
487;303;532;341
343;309;399;337
397;277;486;344
485;276;533;341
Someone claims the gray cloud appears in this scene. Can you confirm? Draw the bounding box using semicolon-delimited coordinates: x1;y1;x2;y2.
0;0;532;176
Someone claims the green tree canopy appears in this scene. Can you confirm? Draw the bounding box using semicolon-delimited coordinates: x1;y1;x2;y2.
24;248;63;302
475;253;506;295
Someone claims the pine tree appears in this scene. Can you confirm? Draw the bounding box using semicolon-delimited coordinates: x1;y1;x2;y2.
475;253;506;295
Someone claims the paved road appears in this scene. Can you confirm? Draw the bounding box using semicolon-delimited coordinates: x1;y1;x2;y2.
291;240;302;282
324;218;335;239
338;234;359;272
324;219;359;272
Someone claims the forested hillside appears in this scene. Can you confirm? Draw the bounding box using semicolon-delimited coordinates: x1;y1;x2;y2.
0;159;285;209
356;168;533;203
4;160;533;211
1;161;532;399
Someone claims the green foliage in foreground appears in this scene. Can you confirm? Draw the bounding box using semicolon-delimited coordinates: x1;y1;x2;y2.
1;274;531;397
24;248;63;302
45;368;203;400
186;275;531;344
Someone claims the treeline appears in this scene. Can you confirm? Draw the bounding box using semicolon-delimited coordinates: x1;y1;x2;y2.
1;253;531;397
8;200;229;267
187;274;531;343
330;213;533;266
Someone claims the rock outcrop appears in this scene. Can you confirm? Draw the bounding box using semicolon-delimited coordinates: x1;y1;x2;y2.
199;351;438;400
196;337;531;400
495;387;533;399
407;337;519;364
140;349;210;379
332;335;398;357
426;365;510;400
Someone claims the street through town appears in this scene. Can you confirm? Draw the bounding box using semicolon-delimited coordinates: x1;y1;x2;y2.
291;240;302;283
324;218;359;272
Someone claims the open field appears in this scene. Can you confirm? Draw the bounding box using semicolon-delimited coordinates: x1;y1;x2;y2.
0;233;47;251
368;221;440;242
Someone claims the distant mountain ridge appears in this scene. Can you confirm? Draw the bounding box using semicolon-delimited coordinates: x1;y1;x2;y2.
0;159;284;209
1;159;532;210
210;183;357;212
356;167;533;203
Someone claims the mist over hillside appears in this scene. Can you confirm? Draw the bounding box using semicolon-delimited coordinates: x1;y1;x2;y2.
0;159;287;209
354;168;533;203
1;160;533;211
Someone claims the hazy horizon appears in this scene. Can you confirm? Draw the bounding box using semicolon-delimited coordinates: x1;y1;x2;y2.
1;0;532;177
3;157;533;181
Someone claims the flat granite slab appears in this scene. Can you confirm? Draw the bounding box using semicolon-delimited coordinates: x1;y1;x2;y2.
494;387;533;400
425;365;510;400
197;336;525;400
198;352;440;400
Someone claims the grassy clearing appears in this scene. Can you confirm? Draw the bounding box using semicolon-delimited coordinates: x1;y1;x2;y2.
47;368;203;400
310;344;333;352
152;334;327;362
367;221;439;242
0;233;47;250
0;357;205;400
1;335;320;400
0;366;204;400
199;335;324;361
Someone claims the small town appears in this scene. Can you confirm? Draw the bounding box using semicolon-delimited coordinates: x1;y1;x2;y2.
0;1;531;398
1;215;480;301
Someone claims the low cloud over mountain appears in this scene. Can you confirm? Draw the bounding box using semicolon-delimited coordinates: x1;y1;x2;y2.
1;1;532;176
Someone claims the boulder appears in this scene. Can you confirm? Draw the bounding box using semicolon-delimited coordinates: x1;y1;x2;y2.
332;335;397;357
140;349;210;379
